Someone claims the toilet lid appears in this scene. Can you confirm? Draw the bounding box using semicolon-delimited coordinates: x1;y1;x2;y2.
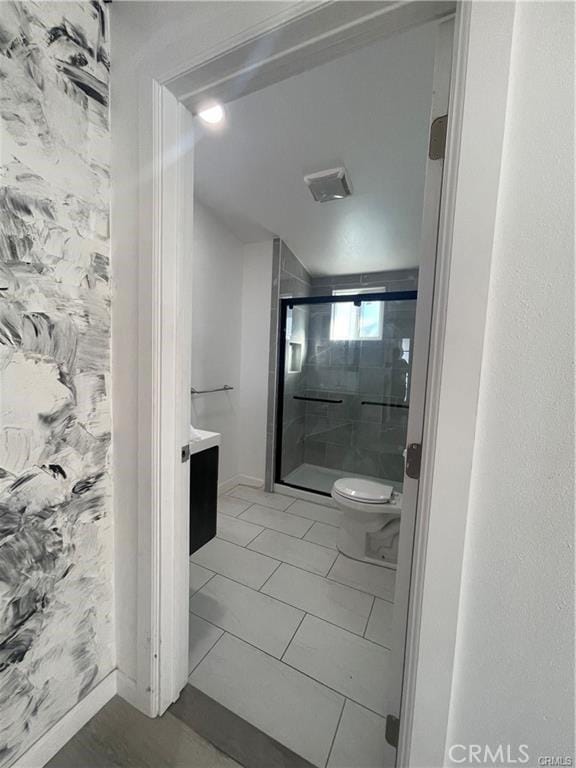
333;478;394;504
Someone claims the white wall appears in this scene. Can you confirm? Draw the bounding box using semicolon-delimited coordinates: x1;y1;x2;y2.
191;202;244;485
239;243;273;482
446;1;574;761
111;0;300;685
191;204;272;487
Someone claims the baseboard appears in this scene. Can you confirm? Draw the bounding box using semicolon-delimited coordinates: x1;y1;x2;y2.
11;670;117;768
219;474;263;494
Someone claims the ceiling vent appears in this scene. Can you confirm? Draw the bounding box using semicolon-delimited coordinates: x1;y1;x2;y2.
304;167;351;203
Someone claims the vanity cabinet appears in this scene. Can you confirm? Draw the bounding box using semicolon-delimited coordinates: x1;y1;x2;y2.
188;430;221;555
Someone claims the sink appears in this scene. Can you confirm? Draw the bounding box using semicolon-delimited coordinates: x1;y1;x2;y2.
189;426;221;456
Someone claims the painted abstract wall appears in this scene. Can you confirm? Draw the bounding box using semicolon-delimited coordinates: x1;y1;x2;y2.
0;2;113;763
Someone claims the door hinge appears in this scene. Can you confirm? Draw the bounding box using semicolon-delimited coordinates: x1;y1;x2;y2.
181;444;190;463
429;114;448;159
405;442;422;479
385;714;400;749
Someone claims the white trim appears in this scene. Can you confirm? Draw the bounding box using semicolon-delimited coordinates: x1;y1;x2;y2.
151;84;194;715
389;15;455;757
158;2;326;86
401;3;517;765
219;474;263;495
172;1;455;113
135;77;194;718
397;5;471;761
11;672;117;768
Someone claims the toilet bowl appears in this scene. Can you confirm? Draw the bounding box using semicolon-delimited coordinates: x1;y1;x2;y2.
331;478;402;570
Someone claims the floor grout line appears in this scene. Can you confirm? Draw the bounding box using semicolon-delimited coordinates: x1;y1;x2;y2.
237;509;318;540
188;570;216;599
280;611;306;661
257;558;283;593
244;528;267;548
188;631;227;682
324;696;346;768
325;570;395;603
279;654;389;720
248;527;338;558
363;595;377;638
187;613;224;676
280;508;340;529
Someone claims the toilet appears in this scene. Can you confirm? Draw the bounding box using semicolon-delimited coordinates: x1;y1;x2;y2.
331;478;402;570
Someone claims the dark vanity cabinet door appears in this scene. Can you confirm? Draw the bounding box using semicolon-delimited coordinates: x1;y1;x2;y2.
189;445;219;555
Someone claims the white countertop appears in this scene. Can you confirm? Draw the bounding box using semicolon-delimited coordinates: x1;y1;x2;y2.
189;427;221;455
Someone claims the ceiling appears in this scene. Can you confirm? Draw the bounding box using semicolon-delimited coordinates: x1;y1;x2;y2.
194;20;438;276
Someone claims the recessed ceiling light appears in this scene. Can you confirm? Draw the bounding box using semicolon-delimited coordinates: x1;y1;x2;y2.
197;103;225;125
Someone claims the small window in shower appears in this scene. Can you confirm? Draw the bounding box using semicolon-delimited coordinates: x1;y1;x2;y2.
330;287;386;341
288;342;302;372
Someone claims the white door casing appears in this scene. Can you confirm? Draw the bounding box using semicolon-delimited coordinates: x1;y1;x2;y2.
390;12;454;744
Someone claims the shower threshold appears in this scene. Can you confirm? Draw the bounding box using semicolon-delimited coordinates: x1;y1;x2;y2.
281;462;396;497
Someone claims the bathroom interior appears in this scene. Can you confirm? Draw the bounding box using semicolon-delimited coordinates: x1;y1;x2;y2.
184;15;446;768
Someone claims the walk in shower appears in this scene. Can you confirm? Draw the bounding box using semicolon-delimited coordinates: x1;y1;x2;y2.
275;291;417;496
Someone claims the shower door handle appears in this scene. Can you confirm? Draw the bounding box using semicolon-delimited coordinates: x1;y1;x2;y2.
293;396;343;404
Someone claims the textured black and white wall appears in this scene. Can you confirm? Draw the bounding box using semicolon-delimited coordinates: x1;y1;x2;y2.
0;2;113;763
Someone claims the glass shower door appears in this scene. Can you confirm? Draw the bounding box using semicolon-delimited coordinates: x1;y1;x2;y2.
276;292;417;496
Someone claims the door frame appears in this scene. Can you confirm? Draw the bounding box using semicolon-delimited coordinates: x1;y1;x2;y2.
132;2;517;764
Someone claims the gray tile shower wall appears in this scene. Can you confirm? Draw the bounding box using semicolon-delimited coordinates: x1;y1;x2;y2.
310;269;418;296
300;296;417;485
265;241;312;489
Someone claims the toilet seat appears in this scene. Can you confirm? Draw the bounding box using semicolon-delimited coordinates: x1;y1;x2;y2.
332;478;394;506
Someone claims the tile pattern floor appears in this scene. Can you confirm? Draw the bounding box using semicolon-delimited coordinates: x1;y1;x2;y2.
189;485;398;768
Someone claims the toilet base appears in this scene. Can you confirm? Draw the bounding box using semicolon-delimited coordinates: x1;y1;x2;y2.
337;526;398;570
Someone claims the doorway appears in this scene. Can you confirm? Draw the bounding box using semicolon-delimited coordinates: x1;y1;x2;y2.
138;1;471;765
175;8;455;768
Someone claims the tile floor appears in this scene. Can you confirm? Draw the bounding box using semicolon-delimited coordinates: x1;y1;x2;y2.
189;485;398;768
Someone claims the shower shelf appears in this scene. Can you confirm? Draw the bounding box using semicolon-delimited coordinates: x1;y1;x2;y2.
293;395;343;404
